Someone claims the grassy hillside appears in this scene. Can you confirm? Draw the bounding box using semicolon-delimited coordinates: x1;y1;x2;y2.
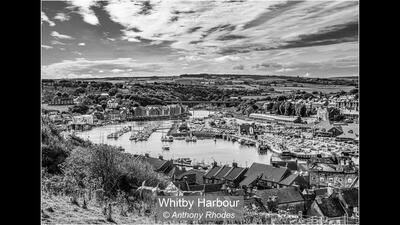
41;194;154;224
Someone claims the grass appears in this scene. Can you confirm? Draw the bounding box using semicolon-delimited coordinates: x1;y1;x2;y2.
41;194;155;224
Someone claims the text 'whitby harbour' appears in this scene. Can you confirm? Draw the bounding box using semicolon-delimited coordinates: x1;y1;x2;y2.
155;196;244;222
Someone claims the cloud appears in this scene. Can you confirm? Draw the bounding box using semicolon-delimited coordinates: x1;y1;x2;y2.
78;42;86;46
51;31;74;40
103;0;358;57
233;65;244;70
54;12;70;22
41;58;165;79
41;12;55;26
41;45;53;49
214;55;241;62
67;0;100;25
50;40;66;45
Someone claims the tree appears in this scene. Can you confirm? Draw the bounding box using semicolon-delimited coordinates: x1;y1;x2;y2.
349;88;359;95
108;88;118;96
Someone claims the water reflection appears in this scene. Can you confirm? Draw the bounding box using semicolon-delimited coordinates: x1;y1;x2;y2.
77;110;272;167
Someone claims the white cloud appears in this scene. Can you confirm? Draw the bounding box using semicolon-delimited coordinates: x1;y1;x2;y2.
68;0;99;25
50;40;66;45
41;58;166;79
103;0;358;58
51;31;74;40
41;12;55;26
54;12;70;22
78;42;86;46
214;55;241;63
41;45;53;49
111;69;125;73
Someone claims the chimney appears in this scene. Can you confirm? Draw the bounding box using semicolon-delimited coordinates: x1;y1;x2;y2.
327;186;334;196
159;155;163;160
145;153;150;157
232;162;238;168
213;161;218;167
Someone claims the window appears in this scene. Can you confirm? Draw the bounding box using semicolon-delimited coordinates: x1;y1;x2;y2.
329;178;334;183
320;177;325;182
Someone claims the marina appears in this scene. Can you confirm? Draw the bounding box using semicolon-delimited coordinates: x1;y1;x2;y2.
76;110;273;167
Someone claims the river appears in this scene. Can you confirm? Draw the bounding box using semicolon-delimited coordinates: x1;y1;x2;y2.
76;110;272;167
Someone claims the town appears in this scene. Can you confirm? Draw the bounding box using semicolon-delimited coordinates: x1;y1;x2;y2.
42;74;358;224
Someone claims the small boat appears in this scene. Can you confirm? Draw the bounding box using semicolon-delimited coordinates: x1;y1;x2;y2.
162;146;170;150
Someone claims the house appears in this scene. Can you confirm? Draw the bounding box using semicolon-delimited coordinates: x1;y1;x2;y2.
239;123;255;135
203;163;247;187
313;121;343;137
337;188;358;217
173;182;225;196
307;195;346;220
254;187;306;214
240;163;299;189
175;169;205;185
309;163;358;188
49;96;74;105
133;154;174;174
335;123;359;143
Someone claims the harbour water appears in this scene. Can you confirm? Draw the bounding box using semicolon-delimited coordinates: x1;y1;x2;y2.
76;110;272;167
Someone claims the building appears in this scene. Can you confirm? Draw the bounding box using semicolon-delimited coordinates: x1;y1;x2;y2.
133;154;174;174
147;106;163;117
313;121;343;137
309;164;358;188
72;115;94;125
335;123;359;143
49;96;74;105
239;163;305;189
249;113;302;123
254;187;306;214
307;195;347;221
203;163;247;188
337;188;358;217
175;169;205;185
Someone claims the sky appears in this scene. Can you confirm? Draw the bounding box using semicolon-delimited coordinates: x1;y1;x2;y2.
41;0;359;79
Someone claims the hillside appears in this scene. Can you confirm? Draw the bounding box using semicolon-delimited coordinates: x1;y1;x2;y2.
41;194;154;224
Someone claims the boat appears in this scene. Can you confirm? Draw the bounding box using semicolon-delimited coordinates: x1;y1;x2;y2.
162;146;170;150
174;158;192;165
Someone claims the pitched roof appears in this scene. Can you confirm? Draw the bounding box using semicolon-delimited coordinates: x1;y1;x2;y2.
224;167;247;181
255;187;304;205
239;172;262;187
134;155;170;172
340;188;358;208
243;163;289;183
316;196;346;218
314;188;328;196
204;166;221;179
336;123;359;140
214;165;232;179
279;173;299;186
